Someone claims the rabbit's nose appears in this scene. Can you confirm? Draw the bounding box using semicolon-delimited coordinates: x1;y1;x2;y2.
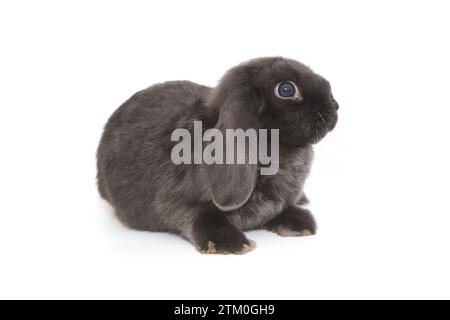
332;98;339;110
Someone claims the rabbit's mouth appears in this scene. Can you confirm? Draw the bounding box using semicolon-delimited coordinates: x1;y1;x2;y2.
317;110;337;132
261;99;338;147
311;111;338;144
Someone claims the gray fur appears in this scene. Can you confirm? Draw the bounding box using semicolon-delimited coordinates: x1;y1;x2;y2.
97;57;338;252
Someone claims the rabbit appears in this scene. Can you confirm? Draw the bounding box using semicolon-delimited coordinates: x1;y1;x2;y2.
97;57;339;254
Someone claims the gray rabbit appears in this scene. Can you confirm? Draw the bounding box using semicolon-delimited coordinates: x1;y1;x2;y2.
97;57;338;254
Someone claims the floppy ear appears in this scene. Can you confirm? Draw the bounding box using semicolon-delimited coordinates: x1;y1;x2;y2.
207;82;262;212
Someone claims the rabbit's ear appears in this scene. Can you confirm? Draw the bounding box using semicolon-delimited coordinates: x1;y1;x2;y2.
207;85;262;211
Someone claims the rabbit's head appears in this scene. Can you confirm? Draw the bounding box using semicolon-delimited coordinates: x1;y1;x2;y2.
209;57;339;147
207;57;339;210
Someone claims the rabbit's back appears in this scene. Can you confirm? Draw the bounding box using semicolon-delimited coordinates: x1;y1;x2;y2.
97;81;214;230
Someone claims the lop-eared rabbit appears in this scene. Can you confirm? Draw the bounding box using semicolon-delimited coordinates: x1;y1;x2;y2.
97;57;339;254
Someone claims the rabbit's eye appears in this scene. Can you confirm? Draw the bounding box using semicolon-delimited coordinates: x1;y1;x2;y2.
275;81;301;100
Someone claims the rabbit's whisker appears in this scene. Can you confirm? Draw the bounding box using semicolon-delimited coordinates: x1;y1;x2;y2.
317;112;329;132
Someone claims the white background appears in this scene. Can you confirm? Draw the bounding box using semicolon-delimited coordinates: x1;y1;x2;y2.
1;0;449;300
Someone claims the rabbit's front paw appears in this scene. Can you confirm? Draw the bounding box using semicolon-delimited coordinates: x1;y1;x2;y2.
192;209;256;255
198;239;256;255
270;225;313;237
266;206;317;237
